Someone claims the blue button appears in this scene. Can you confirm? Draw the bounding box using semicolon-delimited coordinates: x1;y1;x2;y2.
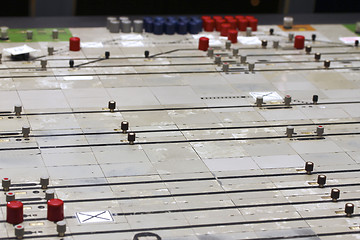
143;17;153;33
188;20;199;34
153;21;164;35
165;20;176;35
177;21;187;34
154;16;165;23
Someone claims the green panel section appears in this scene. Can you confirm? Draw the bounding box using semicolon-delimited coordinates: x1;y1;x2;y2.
2;28;72;42
344;24;360;35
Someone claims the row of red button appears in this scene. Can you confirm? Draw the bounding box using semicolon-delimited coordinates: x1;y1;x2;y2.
201;15;258;32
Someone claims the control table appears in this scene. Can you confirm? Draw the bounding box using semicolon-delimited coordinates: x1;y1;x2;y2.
0;15;359;240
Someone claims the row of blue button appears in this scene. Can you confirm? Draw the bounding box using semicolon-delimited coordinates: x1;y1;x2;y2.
143;16;203;35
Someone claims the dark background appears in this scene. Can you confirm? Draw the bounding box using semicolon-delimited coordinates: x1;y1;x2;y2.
5;0;360;17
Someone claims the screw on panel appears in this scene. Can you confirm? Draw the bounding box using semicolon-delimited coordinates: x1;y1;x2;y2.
255;96;263;107
69;59;74;68
40;176;49;189
273;40;279;49
45;189;55;200
345;203;354;217
246;27;252;37
2;178;10;191
305;161;314;175
284;95;291;106
14;105;22;116
52;29;58;39
312;95;319;104
144;50;150;58
48;46;54;55
225;40;231;50
108;100;116;112
105;51;110;59
207;48;214;58
305;45;312;54
14;224;24;239
40;59;47;70
314;53;321;61
128;132;136;145
331;188;340;202
316;126;324;137
269;28;274;35
222;62;229;73
22;126;30;138
311;34;316;41
324;60;330;69
248;62;255;72
121;121;129;133
286;126;294;138
317;175;326;188
214;55;222;65
57;220;66;237
261;40;267;49
288;33;294;42
240;55;247;64
232;48;239;57
6;192;16;202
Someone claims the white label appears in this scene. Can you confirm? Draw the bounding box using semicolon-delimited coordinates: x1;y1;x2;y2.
249;92;283;101
3;45;37;55
238;37;261;45
339;37;360;44
80;42;104;48
76;211;114;224
120;34;144;40
63;76;94;81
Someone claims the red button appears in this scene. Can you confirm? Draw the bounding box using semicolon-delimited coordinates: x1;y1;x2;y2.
228;29;238;43
245;15;255;20
7;201;23;224
201;16;212;28
238;19;248;31
220;23;231;37
213;16;223;21
235;15;245;20
294;35;305;49
248;18;258;31
227;19;237;29
198;37;209;51
215;18;226;32
224;16;234;22
69;37;80;51
47;199;64;222
204;19;215;32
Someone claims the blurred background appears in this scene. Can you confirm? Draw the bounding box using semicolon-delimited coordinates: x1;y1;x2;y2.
5;0;360;17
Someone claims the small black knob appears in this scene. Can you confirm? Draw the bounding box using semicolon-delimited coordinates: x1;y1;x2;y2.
324;60;331;68
144;50;150;58
355;40;359;47
312;95;319;104
305;45;312;54
128;132;136;144
331;188;340;202
317;175;326;187
311;34;316;41
345;203;354;217
105;51;110;59
108;100;116;112
305;161;314;174
261;40;268;48
121;121;129;133
314;52;321;61
269;28;274;35
69;59;74;68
